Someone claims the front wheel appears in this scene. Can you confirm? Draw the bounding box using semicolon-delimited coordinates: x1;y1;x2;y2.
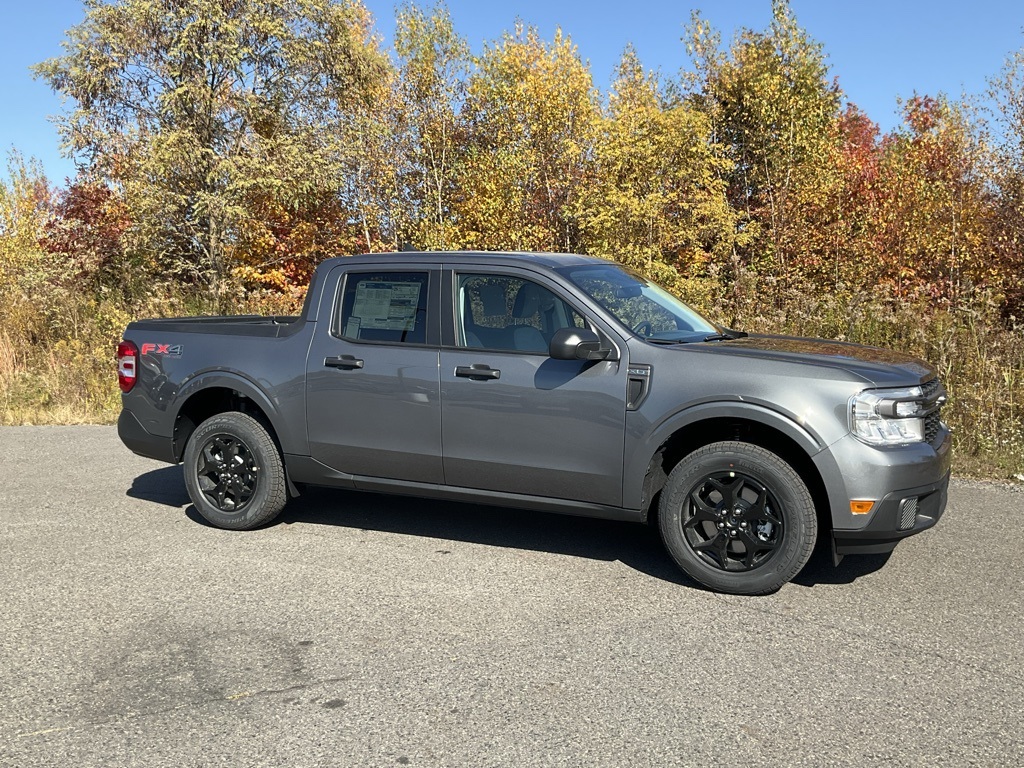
183;411;287;530
658;441;817;595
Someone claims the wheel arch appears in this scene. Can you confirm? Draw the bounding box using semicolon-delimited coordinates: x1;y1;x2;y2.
170;374;284;463
634;406;831;539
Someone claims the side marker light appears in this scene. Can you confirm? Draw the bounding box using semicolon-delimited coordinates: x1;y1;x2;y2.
850;500;875;515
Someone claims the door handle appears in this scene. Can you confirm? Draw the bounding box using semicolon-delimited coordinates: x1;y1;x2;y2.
455;364;500;380
325;355;364;370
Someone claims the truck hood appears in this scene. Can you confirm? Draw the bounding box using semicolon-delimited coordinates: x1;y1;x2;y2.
693;334;937;386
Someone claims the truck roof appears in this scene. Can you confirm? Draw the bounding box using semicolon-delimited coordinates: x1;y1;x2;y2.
318;251;609;270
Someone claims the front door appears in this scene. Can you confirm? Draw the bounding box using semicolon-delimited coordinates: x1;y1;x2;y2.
440;269;628;506
306;265;442;482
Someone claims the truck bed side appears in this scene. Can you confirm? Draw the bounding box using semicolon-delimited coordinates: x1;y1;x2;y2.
125;315;304;337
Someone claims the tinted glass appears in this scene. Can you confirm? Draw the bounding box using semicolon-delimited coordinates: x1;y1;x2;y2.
336;271;429;344
558;263;716;340
457;274;586;352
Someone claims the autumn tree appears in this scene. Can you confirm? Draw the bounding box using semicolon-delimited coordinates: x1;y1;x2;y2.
35;0;389;297
813;104;884;288
0;151;52;286
393;1;468;250
872;95;992;301
39;180;132;292
455;25;598;252
686;0;841;273
578;47;739;285
987;48;1024;318
230;190;364;295
0;154;70;367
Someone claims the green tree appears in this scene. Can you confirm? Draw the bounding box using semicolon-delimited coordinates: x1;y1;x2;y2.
35;0;388;297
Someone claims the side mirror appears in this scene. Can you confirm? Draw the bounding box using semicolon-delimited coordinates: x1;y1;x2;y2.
549;328;610;361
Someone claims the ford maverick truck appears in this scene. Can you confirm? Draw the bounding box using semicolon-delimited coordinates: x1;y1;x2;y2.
117;251;951;594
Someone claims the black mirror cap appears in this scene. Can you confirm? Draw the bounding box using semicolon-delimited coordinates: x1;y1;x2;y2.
549;327;609;361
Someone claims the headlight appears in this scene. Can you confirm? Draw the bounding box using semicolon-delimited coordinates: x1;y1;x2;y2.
850;386;926;445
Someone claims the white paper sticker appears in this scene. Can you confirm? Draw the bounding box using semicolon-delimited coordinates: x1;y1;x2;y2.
350;281;422;333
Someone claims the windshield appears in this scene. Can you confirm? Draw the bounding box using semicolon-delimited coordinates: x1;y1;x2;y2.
557;263;719;342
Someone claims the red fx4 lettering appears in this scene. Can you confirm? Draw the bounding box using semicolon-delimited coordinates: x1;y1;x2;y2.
140;343;183;356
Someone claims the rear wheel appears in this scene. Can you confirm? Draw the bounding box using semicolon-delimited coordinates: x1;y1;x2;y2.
658;441;817;595
184;411;287;530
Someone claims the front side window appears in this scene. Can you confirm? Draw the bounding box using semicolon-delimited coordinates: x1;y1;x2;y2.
557;263;717;341
336;271;429;344
457;274;586;353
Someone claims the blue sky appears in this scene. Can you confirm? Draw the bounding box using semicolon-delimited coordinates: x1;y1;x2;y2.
2;0;1022;184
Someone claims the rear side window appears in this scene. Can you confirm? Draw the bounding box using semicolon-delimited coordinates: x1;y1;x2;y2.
336;271;429;344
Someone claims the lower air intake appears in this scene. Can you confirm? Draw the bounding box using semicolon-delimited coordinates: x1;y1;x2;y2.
898;497;919;530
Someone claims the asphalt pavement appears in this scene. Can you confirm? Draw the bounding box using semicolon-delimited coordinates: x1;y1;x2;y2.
1;426;1022;767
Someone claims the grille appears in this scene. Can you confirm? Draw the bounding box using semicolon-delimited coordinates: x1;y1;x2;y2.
921;378;944;443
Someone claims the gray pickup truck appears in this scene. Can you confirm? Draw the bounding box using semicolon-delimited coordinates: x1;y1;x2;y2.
117;251;951;594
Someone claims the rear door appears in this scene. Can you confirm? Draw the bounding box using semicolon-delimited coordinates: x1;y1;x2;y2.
306;263;442;482
439;265;628;506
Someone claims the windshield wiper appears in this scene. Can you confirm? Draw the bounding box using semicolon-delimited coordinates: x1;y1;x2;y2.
641;329;747;345
703;330;748;342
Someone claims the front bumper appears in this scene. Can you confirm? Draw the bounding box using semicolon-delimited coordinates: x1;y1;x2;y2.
832;471;949;555
815;427;952;557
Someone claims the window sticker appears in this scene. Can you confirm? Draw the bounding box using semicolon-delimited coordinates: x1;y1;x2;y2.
350;281;422;332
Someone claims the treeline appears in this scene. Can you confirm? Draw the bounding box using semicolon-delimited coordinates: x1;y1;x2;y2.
1;0;1022;476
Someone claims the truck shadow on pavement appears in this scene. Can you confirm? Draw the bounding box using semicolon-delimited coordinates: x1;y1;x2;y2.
128;466;891;592
127;464;192;507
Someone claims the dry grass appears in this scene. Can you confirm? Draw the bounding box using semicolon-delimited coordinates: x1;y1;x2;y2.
0;284;302;427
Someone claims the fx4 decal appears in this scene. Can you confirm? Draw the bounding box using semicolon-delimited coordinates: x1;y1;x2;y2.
140;343;183;356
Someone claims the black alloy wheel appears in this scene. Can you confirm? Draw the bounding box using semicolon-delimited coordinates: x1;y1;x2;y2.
681;471;784;572
658;441;817;595
183;411;287;530
196;433;259;513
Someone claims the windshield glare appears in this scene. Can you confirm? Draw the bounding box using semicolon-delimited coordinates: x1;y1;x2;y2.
558;263;718;341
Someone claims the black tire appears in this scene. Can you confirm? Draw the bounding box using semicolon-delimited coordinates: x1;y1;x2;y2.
183;411;287;530
658;441;817;595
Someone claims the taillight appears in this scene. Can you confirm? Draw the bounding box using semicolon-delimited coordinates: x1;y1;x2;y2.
117;340;138;392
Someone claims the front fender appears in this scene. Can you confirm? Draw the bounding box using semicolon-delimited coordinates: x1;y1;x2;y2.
623;401;828;511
